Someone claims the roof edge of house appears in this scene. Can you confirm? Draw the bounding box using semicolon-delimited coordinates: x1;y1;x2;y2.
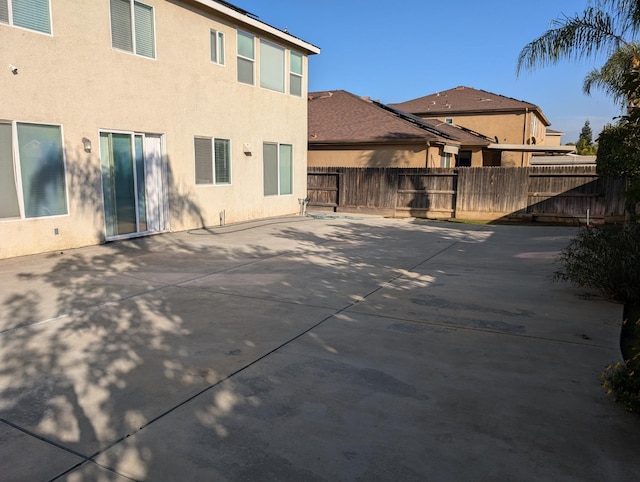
193;0;320;54
308;138;460;148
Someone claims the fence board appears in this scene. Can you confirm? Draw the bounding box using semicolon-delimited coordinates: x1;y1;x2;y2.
456;167;529;215
307;166;627;222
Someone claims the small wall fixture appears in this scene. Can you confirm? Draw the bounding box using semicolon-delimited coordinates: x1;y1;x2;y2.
82;137;92;153
243;143;252;156
9;64;18;75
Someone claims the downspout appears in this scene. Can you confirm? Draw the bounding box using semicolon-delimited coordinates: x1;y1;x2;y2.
425;141;431;167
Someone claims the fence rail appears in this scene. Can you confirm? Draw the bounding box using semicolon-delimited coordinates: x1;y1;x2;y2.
307;167;627;223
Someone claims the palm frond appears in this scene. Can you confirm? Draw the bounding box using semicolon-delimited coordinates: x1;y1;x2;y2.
583;43;640;107
517;7;629;75
598;0;640;33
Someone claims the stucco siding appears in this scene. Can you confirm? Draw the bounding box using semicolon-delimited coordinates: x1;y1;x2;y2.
1;0;315;258
309;144;436;168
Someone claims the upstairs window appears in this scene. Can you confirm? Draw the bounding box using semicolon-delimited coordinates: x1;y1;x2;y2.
0;0;52;34
260;40;284;93
110;0;155;59
289;51;303;96
237;30;255;84
210;29;225;65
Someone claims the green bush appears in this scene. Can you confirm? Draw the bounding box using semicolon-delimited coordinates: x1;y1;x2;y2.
601;356;640;412
556;226;640;411
553;223;640;303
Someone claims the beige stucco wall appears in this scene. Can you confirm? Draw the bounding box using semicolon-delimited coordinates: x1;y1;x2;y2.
308;143;435;168
545;132;563;146
424;111;548;167
1;0;314;258
309;144;487;168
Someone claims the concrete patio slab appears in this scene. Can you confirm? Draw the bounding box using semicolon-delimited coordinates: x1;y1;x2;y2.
0;215;638;481
94;311;636;481
0;422;85;481
0;285;335;456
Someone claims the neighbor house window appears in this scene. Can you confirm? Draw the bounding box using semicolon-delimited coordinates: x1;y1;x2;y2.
194;137;231;185
237;30;255;84
110;0;155;58
260;40;285;92
210;29;225;65
445;118;454;125
531;116;538;137
0;122;68;219
289;51;303;96
441;152;453;168
263;142;292;196
0;0;51;34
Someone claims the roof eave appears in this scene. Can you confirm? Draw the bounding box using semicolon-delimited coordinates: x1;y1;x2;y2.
309;138;438;148
191;0;320;54
487;143;576;153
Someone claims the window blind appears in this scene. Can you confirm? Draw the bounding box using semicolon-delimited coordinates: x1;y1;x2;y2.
260;40;285;92
278;144;292;195
134;1;154;58
263;143;278;195
12;0;50;34
0;0;9;24
214;139;230;184
110;0;133;52
194;137;213;184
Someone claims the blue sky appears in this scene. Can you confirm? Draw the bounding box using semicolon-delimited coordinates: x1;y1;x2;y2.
238;0;623;143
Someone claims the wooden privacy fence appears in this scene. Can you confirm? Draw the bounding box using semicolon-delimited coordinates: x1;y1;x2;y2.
307;167;627;223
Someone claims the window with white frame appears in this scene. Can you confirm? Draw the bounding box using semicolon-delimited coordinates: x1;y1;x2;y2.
263;142;292;196
441;152;453;168
0;121;68;219
531;116;538;138
210;29;225;65
290;51;303;97
260;40;285;93
0;0;51;34
194;137;231;185
109;0;155;59
445;118;454;125
237;30;255;84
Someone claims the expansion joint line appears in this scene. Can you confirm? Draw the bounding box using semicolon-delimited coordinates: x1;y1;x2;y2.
53;238;459;480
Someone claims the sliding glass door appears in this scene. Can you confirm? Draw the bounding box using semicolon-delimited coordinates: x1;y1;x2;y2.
100;131;166;239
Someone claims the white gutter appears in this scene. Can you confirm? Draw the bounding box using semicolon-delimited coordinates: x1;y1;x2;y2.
191;0;321;54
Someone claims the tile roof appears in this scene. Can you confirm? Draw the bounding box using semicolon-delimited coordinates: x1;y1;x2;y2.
389;85;545;118
308;90;490;146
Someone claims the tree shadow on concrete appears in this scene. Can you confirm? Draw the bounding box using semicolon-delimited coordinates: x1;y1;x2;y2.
0;214;470;480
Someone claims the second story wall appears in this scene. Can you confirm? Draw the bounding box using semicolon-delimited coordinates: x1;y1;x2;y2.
0;0;319;257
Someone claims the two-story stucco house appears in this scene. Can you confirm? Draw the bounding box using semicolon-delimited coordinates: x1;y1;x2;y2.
308;90;492;168
390;86;574;167
0;0;319;259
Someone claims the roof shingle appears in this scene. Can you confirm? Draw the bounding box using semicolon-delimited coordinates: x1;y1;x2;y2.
308;90;490;146
389;85;544;118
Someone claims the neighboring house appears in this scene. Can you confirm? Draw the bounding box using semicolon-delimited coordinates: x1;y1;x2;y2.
390;86;574;167
308;90;492;168
531;154;597;166
545;129;564;146
0;0;319;259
